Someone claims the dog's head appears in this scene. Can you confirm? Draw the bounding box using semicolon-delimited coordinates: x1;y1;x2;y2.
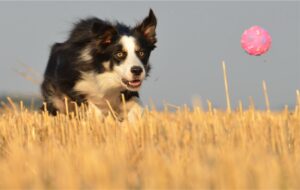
90;9;157;91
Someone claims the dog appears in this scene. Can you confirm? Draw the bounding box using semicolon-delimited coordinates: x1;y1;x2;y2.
41;9;157;120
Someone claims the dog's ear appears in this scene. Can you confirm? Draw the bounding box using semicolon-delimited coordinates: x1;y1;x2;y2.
92;22;117;46
134;9;157;45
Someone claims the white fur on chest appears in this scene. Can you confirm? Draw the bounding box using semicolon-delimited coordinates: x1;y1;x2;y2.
74;71;124;114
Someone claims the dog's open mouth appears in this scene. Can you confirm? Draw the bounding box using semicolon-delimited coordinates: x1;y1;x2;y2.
122;79;142;89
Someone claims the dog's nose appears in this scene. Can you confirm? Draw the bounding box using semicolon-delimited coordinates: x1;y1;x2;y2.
130;66;143;76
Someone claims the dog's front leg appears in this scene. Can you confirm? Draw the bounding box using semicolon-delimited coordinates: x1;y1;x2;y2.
124;97;143;122
87;102;104;119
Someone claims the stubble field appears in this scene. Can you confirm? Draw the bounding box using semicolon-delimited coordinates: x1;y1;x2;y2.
0;100;299;189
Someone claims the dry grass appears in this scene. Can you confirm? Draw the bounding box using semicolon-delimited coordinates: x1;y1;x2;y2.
0;101;299;190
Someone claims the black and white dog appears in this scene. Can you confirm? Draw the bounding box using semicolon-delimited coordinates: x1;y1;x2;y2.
41;9;157;119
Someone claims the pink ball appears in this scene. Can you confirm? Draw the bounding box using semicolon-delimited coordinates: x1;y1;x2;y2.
241;26;272;56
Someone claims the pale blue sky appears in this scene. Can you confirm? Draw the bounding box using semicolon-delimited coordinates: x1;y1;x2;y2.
0;1;299;109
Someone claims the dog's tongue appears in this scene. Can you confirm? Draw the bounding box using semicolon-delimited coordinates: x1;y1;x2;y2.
129;80;141;87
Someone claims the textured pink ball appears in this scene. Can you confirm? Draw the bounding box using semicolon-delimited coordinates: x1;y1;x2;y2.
241;26;272;56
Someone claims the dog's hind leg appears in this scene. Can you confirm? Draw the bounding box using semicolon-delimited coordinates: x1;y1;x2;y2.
41;78;63;115
40;101;59;116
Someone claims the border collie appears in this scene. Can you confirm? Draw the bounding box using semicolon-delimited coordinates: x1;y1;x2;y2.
41;9;157;120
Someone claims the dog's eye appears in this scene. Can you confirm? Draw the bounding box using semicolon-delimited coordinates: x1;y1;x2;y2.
137;50;145;58
116;51;126;59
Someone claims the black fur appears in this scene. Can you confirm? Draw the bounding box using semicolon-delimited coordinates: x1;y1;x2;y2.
41;9;157;115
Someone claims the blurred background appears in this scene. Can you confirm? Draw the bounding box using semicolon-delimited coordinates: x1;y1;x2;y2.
0;1;299;110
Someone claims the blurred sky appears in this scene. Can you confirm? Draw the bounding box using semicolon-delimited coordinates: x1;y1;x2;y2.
0;1;299;109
